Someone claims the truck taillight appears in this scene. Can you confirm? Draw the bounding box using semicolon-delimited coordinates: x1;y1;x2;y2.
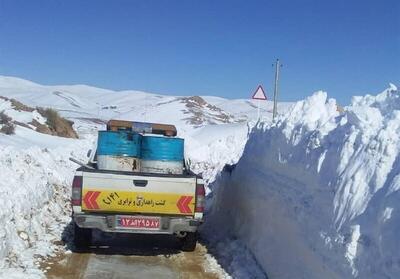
71;176;82;206
195;182;205;213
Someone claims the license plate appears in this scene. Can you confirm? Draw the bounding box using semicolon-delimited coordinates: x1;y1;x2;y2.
116;215;161;230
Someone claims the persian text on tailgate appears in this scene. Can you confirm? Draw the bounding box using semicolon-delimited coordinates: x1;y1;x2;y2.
82;189;194;214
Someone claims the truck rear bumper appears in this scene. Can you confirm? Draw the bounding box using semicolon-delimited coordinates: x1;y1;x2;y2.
73;213;202;235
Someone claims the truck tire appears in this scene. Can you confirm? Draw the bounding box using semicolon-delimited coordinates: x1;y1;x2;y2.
181;232;197;252
73;222;92;249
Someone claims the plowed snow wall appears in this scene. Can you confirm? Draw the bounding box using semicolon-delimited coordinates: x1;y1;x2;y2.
208;87;400;279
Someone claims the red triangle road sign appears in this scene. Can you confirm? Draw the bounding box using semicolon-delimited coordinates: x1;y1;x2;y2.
252;85;267;100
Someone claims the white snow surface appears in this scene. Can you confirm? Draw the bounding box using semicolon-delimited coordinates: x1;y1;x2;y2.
206;86;400;278
0;127;94;277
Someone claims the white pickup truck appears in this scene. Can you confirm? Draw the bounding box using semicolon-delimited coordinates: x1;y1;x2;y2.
71;164;205;251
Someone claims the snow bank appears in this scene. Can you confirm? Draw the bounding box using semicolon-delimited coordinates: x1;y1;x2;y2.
206;85;400;278
184;122;249;185
0;127;93;277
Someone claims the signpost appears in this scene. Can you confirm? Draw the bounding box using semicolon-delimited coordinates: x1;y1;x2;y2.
272;59;282;121
252;85;267;120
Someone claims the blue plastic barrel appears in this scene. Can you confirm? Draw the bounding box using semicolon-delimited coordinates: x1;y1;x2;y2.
97;131;142;157
141;136;184;161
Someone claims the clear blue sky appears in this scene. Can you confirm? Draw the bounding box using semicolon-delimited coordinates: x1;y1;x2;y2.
0;0;398;104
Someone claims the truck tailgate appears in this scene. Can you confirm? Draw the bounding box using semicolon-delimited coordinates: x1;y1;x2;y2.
81;171;196;216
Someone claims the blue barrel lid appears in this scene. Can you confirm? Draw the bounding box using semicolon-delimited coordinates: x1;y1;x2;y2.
97;131;142;157
141;136;184;161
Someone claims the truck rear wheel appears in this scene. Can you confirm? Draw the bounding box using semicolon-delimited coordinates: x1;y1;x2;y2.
181;232;197;252
73;222;92;249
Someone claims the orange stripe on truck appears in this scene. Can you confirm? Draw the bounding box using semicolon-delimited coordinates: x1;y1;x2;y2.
83;191;101;209
176;196;193;214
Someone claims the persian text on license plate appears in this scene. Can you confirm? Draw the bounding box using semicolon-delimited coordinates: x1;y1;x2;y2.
116;216;161;230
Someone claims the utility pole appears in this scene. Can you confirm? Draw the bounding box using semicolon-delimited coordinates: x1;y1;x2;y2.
272;59;281;121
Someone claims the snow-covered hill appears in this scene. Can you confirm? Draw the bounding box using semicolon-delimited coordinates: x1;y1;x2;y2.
0;75;294;184
0;76;290;132
0;75;293;182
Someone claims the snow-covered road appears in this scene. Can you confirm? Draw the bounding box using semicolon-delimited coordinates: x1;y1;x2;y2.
43;233;228;279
